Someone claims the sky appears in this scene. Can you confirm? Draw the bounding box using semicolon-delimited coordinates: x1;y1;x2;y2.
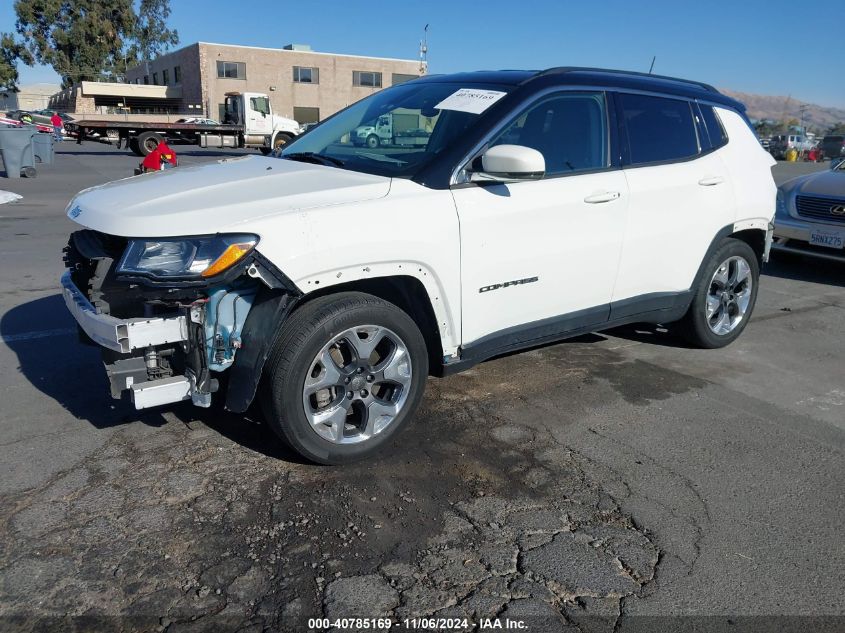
2;0;843;108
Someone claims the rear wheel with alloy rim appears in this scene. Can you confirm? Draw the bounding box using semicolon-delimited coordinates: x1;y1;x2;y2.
680;238;759;348
262;292;428;464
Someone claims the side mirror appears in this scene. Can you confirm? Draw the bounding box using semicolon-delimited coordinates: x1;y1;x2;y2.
470;145;545;183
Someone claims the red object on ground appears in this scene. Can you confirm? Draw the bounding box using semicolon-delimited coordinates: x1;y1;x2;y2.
156;140;177;166
141;148;163;171
140;141;178;172
805;148;821;162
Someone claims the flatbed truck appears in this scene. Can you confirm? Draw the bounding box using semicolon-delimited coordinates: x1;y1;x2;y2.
64;91;301;156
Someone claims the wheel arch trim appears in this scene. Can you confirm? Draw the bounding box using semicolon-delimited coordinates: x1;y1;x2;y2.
295;263;458;358
224;268;457;413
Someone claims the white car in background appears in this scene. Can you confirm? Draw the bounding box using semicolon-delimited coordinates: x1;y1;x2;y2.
60;67;776;464
175;117;221;125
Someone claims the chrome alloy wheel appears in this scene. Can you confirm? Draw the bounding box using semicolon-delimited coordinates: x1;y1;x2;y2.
706;256;753;335
302;325;412;444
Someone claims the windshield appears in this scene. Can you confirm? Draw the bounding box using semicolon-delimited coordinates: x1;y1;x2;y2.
279;82;512;178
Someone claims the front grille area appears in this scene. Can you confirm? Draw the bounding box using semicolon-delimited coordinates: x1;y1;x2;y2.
795;195;845;224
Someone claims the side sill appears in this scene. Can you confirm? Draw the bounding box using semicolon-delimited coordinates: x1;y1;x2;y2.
441;291;691;377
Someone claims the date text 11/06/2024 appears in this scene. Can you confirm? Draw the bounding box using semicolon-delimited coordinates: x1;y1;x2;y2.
307;618;528;629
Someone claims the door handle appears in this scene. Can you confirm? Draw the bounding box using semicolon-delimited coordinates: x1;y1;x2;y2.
698;176;724;186
584;191;621;204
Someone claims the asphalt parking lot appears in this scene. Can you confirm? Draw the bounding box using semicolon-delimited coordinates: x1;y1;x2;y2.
0;143;842;632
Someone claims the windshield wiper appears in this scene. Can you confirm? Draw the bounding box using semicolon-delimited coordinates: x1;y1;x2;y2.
282;152;345;167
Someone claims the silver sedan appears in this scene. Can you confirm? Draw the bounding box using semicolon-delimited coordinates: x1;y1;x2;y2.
773;158;845;261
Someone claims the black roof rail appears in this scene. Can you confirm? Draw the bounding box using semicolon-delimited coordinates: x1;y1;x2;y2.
530;67;719;93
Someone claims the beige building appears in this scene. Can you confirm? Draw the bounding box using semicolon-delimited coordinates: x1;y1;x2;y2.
113;41;424;124
1;83;62;113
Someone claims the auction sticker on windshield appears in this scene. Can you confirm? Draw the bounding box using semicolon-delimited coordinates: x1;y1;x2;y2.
435;89;507;114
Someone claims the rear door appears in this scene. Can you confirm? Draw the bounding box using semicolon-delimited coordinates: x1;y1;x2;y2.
453;91;629;346
611;93;734;306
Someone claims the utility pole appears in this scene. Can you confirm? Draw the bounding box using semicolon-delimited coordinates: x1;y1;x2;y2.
780;95;792;132
798;104;809;135
419;24;429;75
648;56;656;74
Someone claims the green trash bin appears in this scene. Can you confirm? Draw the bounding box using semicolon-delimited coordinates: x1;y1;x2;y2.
0;125;38;178
32;132;55;165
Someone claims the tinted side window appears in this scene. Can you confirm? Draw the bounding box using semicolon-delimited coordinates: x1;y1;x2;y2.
698;104;728;149
491;92;608;176
619;93;698;164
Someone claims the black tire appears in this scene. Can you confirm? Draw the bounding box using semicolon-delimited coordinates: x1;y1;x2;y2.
258;147;272;155
273;132;292;151
262;292;428;465
128;137;141;156
136;131;163;156
679;238;760;348
366;134;379;149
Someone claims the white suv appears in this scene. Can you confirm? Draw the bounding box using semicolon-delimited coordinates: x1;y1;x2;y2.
61;68;776;464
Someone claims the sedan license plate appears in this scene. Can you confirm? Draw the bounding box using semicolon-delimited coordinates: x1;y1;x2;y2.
809;230;844;250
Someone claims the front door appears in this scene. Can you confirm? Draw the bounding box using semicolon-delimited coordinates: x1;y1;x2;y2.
247;94;273;137
452;91;629;348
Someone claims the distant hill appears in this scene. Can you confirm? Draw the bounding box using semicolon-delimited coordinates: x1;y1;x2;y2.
720;89;845;131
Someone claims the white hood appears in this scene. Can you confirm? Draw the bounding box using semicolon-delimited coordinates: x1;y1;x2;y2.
66;155;391;237
273;114;300;132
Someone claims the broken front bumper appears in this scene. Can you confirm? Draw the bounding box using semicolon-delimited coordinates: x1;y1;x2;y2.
61;271;188;353
60;271;198;409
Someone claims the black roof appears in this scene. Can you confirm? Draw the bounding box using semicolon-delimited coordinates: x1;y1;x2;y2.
416;67;744;111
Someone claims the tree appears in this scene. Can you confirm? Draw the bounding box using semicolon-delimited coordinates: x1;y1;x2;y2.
754;120;780;138
128;0;179;63
12;0;179;87
827;122;845;136
0;32;32;90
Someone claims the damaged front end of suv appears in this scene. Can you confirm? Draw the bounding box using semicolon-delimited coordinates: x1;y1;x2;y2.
62;229;299;412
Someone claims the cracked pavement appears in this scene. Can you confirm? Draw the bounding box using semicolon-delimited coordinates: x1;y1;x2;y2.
0;147;843;631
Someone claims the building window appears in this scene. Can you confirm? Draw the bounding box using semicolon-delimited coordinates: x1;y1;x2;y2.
162;69;169;85
152;72;158;85
217;61;246;79
293;66;319;84
143;75;149;85
391;73;418;85
353;71;382;88
174;65;181;84
293;106;320;124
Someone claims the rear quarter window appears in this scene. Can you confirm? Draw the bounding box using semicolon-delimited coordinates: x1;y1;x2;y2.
698;104;728;149
618;93;699;165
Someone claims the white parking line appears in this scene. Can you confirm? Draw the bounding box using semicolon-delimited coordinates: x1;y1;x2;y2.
1;327;77;344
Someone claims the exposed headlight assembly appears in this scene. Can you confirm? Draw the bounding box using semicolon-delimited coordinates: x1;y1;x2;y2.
116;234;258;280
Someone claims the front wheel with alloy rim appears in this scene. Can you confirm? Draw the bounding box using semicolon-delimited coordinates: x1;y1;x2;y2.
679;238;760;348
262;292;428;464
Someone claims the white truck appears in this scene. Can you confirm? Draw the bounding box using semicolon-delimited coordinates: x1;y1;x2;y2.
351;112;430;148
65;91;302;156
60;68;776;465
